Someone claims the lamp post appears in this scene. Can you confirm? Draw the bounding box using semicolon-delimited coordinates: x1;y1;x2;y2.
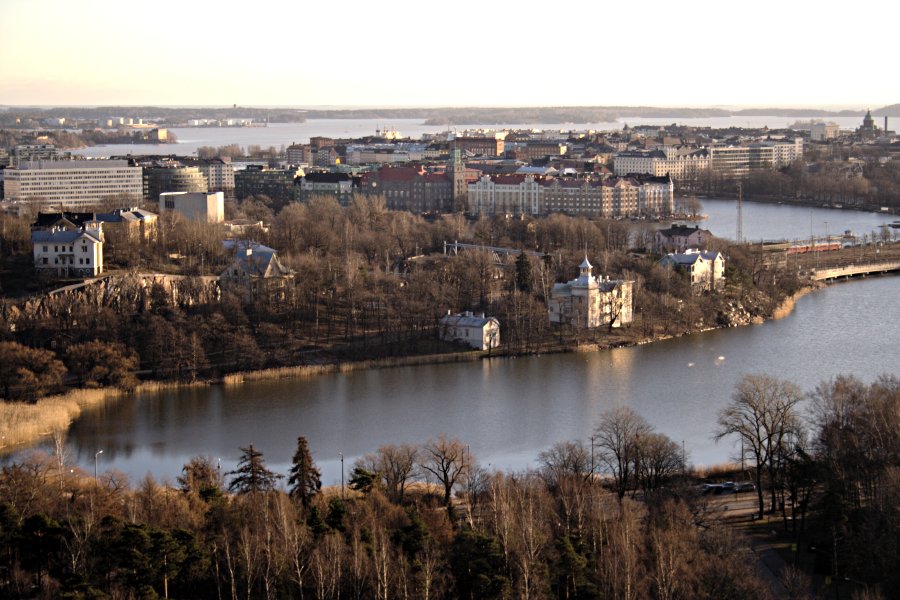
94;449;104;483
339;452;344;499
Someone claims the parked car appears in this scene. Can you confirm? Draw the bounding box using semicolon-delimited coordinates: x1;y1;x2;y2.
735;482;756;493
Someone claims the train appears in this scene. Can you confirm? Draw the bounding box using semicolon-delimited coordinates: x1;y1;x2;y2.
786;242;842;254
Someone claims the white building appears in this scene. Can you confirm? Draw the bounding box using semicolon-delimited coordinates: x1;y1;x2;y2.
439;311;500;350
467;174;543;216
810;122;840;142
614;148;710;180
4;160;143;209
659;249;725;292
32;224;104;277
158;191;224;223
548;258;634;329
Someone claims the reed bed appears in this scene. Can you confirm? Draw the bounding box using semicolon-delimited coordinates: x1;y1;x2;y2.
223;351;483;385
0;388;121;450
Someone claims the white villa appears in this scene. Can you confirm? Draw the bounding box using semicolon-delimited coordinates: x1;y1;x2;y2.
659;249;725;292
439;311;500;350
32;224;104;277
549;258;634;329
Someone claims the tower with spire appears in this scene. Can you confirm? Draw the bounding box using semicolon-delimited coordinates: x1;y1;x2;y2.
548;257;634;329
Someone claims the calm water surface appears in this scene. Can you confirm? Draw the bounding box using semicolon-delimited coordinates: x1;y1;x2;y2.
73;115;876;158
697;198;897;242
62;275;900;485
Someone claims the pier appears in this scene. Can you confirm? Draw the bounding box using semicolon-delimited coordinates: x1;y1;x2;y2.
810;260;900;282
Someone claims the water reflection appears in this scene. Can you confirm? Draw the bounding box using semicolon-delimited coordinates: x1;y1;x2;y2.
58;275;899;485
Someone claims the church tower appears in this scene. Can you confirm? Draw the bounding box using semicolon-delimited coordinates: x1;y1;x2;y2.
449;149;467;212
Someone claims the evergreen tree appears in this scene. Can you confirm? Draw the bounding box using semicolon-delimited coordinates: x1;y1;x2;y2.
287;436;322;507
515;251;533;292
226;444;282;494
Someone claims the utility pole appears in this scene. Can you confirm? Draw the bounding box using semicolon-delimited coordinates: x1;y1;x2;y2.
339;452;345;500
736;181;744;243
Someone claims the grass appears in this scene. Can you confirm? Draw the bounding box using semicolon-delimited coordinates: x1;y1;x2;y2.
0;388;120;450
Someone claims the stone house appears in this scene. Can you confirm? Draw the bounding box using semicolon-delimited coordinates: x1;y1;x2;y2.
548;258;634;329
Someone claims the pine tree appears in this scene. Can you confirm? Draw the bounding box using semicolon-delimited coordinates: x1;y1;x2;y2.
515;252;533;292
226;444;282;494
287;436;322;507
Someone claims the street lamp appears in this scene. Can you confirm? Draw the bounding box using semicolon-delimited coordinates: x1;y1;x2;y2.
339;452;344;499
94;449;104;483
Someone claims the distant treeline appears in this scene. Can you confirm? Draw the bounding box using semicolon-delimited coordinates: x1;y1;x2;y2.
4;104;898;128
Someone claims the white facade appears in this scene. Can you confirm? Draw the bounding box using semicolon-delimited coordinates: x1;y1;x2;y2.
198;160;235;193
659;249;725;292
467;174;542;216
614;148;710;180
4;160;143;209
810;123;840;142
439;311;500;350
32;225;104;277
548;259;634;329
158;191;225;223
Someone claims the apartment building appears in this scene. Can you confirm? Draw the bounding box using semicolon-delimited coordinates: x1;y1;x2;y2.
470;174;673;218
613;148;710;180
3;160;143;209
451;133;506;157
143;164;208;201
467;174;543;216
235;165;301;204
362;165;452;213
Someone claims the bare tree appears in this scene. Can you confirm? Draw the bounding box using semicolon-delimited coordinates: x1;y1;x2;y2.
715;374;804;519
594;407;652;499
538;440;591;488
419;435;472;509
635;432;684;495
376;444;419;504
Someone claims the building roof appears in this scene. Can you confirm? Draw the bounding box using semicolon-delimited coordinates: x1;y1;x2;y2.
222;241;292;279
657;224;712;237
303;172;352;183
660;249;722;267
14;159;133;170
439;311;498;329
374;166;423;182
32;228;102;245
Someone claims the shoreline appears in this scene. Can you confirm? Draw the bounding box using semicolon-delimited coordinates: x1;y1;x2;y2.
0;285;819;453
688;192;897;217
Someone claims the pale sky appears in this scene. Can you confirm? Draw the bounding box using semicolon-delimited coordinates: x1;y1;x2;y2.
0;0;895;108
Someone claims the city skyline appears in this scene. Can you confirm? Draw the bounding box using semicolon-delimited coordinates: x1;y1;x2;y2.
1;0;896;109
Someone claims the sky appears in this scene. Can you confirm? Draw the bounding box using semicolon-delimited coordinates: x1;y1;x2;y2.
0;0;895;109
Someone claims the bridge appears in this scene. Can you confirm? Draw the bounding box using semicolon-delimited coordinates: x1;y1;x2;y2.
443;241;547;258
808;260;900;281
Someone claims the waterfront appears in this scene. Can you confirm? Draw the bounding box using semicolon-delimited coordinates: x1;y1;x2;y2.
71;115;873;158
60;274;899;485
697;197;897;242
